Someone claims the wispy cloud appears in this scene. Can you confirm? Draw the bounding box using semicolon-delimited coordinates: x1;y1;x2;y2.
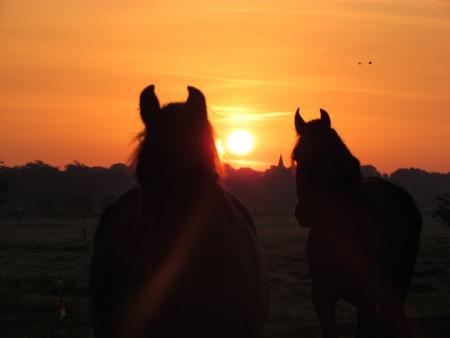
207;7;306;15
142;67;430;99
142;69;271;86
208;2;450;28
211;110;293;124
141;65;443;100
209;105;294;126
224;158;270;168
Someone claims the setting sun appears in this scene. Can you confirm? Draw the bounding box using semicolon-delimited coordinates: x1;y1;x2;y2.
226;130;255;156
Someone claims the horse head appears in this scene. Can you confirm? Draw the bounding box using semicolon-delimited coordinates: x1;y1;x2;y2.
135;85;220;190
292;108;361;227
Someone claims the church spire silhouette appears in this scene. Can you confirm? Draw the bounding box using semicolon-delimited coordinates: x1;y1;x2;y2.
278;155;285;169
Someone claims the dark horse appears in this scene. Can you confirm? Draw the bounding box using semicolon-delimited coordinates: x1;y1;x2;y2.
292;108;422;338
89;86;269;338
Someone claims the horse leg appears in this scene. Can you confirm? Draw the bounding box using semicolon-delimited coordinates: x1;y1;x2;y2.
394;305;414;338
356;305;379;338
387;305;413;338
378;297;413;338
312;284;338;338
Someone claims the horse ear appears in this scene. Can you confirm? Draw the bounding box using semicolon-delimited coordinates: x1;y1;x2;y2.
320;109;331;129
139;85;160;127
295;108;306;135
186;86;207;120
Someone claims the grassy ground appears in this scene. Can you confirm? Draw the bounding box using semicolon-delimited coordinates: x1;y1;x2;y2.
0;215;449;337
257;215;450;337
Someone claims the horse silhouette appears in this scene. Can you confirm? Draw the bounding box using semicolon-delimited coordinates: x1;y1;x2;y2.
89;86;269;338
292;108;422;338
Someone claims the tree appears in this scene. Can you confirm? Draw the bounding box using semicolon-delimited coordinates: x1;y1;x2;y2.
361;164;381;177
432;192;450;226
0;160;8;207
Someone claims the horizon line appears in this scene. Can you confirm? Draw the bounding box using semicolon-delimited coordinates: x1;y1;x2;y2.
1;159;449;176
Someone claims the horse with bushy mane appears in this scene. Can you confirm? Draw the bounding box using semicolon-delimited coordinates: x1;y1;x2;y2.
292;108;422;338
89;86;269;338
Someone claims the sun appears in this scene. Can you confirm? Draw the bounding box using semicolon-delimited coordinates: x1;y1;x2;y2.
226;130;255;156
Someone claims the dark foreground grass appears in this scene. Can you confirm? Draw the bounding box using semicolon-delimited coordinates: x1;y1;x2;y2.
0;216;449;337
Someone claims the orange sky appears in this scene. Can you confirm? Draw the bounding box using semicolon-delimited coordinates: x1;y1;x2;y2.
1;0;449;173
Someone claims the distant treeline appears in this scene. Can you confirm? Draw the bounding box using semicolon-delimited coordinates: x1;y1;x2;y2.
0;161;135;218
0;160;449;218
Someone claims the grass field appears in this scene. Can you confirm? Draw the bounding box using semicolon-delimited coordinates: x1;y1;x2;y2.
0;215;449;337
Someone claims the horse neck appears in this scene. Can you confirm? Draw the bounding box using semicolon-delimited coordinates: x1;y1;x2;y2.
139;169;219;200
300;179;366;223
136;172;222;227
136;152;219;193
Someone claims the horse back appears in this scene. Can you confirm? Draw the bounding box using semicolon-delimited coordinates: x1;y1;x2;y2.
364;177;422;233
364;177;422;297
89;183;269;338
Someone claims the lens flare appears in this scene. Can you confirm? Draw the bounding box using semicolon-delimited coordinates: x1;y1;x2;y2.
215;139;225;158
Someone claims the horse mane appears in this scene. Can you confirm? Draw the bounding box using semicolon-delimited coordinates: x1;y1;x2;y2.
131;101;222;191
327;128;362;184
292;119;362;187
